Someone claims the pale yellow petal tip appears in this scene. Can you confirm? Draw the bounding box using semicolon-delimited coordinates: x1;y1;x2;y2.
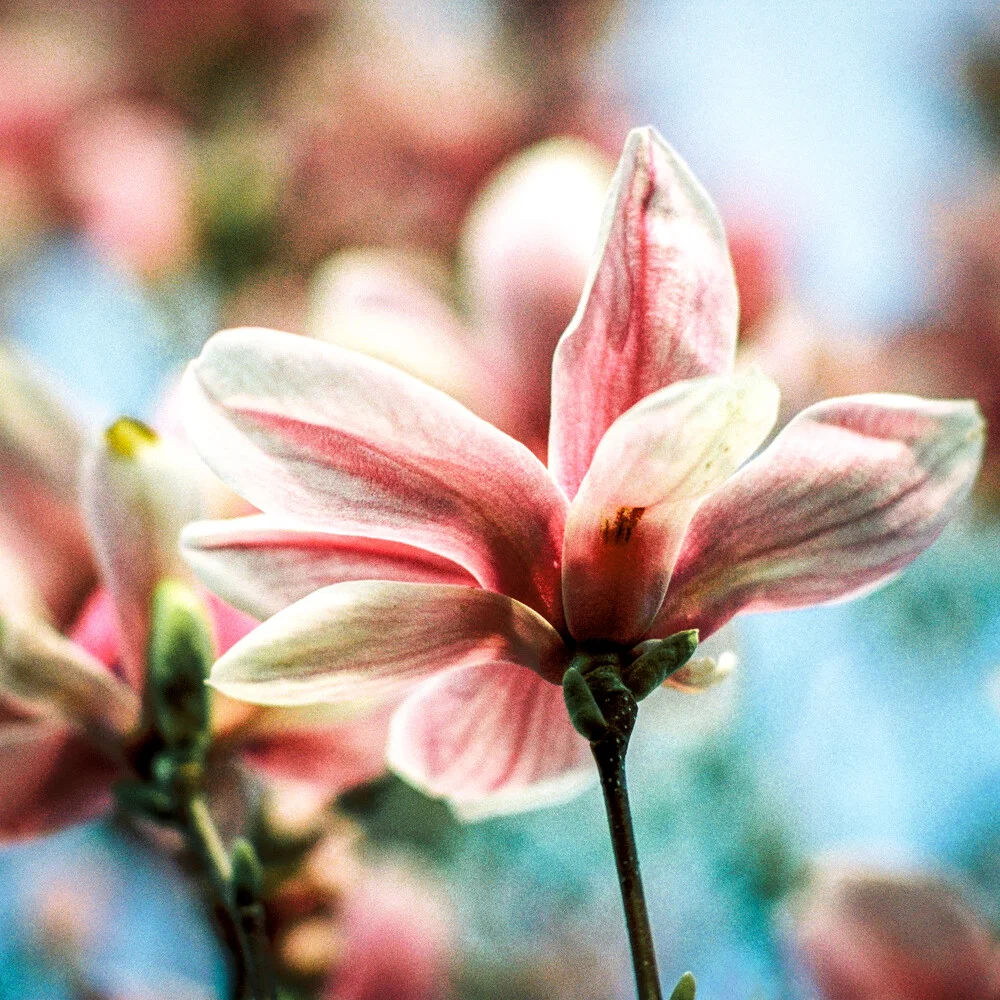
105;416;159;458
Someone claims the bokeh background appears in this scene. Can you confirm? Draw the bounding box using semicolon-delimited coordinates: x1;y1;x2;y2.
3;0;1000;997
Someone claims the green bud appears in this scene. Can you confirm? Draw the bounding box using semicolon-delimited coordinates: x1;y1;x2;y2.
562;665;608;741
114;780;176;822
230;837;264;910
622;630;699;700
148;580;214;753
669;972;696;1000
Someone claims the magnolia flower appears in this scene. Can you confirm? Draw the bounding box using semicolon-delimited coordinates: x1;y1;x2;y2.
0;354;389;841
184;127;984;818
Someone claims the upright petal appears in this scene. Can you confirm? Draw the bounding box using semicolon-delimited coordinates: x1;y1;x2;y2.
387;662;593;819
549;126;739;499
653;395;985;639
459;138;611;452
563;372;779;643
182;328;567;623
0;343;95;626
209;582;568;707
308;249;484;415
183;515;476;621
81;418;211;688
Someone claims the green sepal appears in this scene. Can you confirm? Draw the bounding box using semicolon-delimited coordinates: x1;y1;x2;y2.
669;971;696;1000
562;665;609;741
230;837;264;910
147;579;214;755
622;630;699;700
113;779;176;822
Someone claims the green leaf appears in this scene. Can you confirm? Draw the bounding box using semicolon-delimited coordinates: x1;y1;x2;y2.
562;665;608;740
623;630;699;700
148;580;214;753
669;971;696;1000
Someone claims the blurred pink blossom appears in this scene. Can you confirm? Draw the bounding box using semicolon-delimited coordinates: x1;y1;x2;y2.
56;101;197;281
326;865;455;1000
794;865;1000;1000
182;127;983;818
0;358;390;841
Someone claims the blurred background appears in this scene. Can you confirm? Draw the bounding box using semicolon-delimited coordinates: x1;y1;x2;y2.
3;0;1000;997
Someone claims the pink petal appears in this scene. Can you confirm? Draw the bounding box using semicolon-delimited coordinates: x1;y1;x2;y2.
548;126;739;499
183;328;568;625
238;703;393;795
0;701;118;841
653;395;985;639
0;342;95;627
183;515;475;622
387;662;592;818
562;371;779;643
209;581;569;707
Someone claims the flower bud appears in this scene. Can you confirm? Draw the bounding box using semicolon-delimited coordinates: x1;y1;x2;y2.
669;972;696;1000
81;416;211;686
147;579;213;755
230;837;264;911
623;630;699;700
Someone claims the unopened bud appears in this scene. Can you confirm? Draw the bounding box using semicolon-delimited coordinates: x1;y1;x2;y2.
148;579;213;754
623;630;699;700
82;416;212;684
230;837;264;911
669;972;696;1000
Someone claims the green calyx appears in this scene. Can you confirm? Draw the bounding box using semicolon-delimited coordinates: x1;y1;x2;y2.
147;579;214;759
621;630;699;701
562;665;609;740
669;972;696;1000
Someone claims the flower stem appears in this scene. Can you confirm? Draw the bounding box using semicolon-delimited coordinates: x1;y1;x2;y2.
589;673;662;1000
181;794;277;1000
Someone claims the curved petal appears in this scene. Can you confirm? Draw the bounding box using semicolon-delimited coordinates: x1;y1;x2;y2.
182;328;567;625
563;372;779;643
0;612;139;741
209;582;569;707
0;343;95;627
549;126;739;500
183;515;476;621
387;662;592;819
653;395;985;639
0;701;119;841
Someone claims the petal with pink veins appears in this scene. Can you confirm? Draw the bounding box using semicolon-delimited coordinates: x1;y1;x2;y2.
208;581;569;707
182;515;475;622
563;371;779;644
652;395;985;640
387;662;592;819
183;328;568;625
549;126;739;500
